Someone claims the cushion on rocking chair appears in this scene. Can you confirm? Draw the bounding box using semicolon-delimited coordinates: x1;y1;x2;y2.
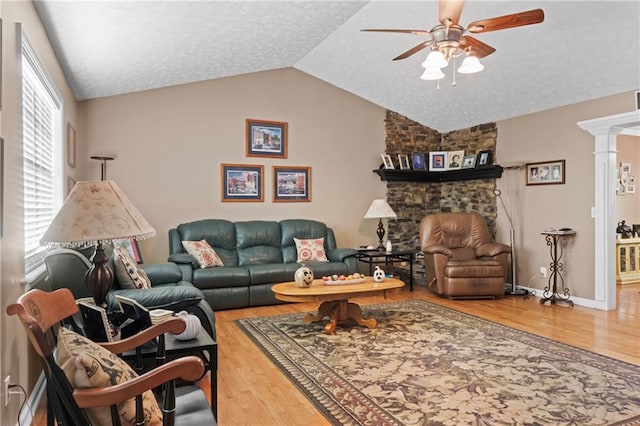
56;327;163;425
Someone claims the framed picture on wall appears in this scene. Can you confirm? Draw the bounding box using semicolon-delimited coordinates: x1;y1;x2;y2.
412;153;426;170
398;154;410;170
461;154;477;169
246;119;288;158
447;150;464;170
221;163;264;202
66;122;76;168
476;150;492;166
526;159;565;185
273;166;311;202
429;151;447;171
381;153;394;169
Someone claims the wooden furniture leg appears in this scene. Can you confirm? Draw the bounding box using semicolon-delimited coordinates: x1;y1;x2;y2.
304;299;377;334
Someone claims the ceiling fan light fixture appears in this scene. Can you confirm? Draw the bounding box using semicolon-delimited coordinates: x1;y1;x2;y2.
421;50;448;69
420;66;445;81
458;55;484;74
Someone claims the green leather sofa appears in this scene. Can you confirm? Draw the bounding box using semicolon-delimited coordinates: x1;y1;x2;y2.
44;246;216;339
168;219;358;310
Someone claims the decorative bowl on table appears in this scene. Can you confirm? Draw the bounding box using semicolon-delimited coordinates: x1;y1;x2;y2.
322;273;366;286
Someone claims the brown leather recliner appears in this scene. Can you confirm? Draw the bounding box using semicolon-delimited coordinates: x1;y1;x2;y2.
419;212;510;299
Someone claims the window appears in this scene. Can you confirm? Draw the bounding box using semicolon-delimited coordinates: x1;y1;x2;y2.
21;34;63;278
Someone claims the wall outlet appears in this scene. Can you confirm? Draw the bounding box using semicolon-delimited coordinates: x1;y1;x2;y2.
540;267;548;278
4;376;10;407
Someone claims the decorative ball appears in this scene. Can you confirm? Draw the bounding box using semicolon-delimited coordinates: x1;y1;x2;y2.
373;266;385;283
294;265;314;287
175;311;201;340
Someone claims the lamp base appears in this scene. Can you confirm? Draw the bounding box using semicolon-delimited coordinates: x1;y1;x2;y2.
504;283;528;296
376;218;386;251
85;242;115;308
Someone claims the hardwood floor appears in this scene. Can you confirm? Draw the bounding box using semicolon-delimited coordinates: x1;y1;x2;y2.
32;284;639;425
211;284;639;426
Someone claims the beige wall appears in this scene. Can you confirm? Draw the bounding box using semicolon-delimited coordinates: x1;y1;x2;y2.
81;68;388;264
0;1;81;423
616;134;640;224
496;92;636;300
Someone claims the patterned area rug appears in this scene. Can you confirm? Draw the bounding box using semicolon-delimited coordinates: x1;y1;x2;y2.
236;300;640;426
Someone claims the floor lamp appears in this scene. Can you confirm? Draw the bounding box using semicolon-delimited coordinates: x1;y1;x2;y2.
495;163;528;296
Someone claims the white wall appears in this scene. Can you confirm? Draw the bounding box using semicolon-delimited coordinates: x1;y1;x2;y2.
81;68;388;263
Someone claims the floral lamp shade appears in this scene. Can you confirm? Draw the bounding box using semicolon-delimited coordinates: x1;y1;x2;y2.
41;180;156;247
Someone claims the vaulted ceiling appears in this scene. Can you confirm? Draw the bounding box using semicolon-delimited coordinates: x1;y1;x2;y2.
34;1;640;132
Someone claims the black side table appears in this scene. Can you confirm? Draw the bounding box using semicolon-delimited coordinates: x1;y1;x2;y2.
540;230;576;306
355;249;415;291
121;328;218;420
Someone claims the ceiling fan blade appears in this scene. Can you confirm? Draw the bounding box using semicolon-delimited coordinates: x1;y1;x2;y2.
467;9;544;33
439;0;465;26
393;41;434;61
459;36;496;58
361;29;431;36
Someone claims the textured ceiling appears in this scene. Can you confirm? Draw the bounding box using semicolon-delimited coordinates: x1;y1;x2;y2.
35;1;640;132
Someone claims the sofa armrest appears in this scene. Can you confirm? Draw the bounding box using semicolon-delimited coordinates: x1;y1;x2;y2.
476;243;511;258
422;244;452;257
167;253;197;282
141;262;183;285
327;248;358;262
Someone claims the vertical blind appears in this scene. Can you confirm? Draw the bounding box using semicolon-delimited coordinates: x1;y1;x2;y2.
21;34;62;276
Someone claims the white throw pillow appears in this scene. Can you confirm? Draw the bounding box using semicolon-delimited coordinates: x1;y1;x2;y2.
113;245;151;289
294;237;329;262
181;240;224;268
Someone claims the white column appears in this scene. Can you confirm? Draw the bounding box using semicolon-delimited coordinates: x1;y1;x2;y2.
578;111;640;310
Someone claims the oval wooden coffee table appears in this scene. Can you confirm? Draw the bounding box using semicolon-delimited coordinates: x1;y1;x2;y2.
271;277;405;334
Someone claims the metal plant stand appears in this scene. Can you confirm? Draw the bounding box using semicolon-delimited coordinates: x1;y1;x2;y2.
540;230;576;306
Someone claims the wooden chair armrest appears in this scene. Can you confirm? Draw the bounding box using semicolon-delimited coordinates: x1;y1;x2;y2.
72;355;204;408
100;317;186;354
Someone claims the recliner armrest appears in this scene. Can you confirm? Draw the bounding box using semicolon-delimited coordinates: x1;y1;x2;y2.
423;244;452;257
106;284;203;312
327;248;358;262
141;262;183;285
476;243;511;257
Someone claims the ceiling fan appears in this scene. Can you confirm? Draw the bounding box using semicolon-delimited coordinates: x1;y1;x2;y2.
362;0;544;80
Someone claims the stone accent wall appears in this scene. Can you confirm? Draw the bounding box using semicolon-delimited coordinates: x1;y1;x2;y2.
381;110;498;286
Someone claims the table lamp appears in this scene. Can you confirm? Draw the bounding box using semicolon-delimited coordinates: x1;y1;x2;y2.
364;199;397;250
40;181;156;308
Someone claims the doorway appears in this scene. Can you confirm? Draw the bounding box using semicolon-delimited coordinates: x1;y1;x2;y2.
578;110;640;310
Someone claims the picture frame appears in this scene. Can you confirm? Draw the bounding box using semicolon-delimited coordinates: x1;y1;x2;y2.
381;153;394;169
246;119;288;158
221;163;264;202
66;122;76;168
526;159;566;185
636;90;640;110
273;166;311;202
411;153;426;170
447;150;464;170
461;154;477;169
428;151;447;172
66;176;76;196
476;150;492;166
115;238;144;264
398;154;410;170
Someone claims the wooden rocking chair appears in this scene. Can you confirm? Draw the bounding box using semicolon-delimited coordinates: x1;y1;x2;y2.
6;288;216;425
